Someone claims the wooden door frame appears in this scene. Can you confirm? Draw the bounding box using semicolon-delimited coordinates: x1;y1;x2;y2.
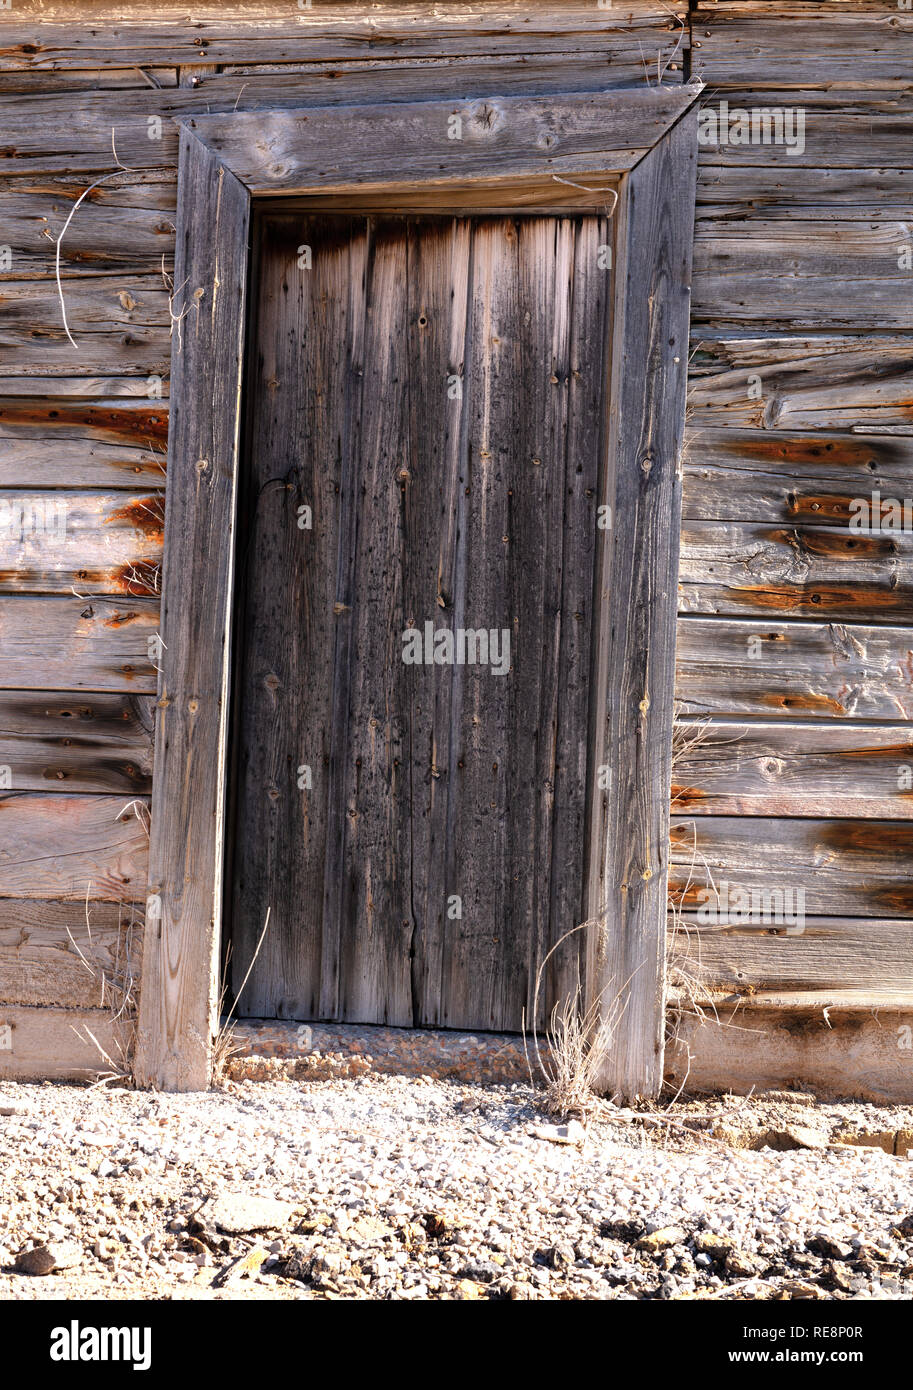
134;86;700;1096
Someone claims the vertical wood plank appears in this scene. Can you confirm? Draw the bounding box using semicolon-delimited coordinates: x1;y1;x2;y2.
586;109;698;1102
329;216;414;1024
228;214;367;1020
546;212;610;1012
403;215;472;1027
134;128;250;1091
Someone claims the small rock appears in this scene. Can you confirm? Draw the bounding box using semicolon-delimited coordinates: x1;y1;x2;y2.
828;1264;861;1294
773;1278;827;1300
455;1279;484;1300
767;1125;828;1152
725;1249;768;1277
74;1131;114;1147
211;1244;269;1289
205;1193;297;1234
808;1231;853;1261
693;1231;737;1260
14;1241;81;1276
637;1226;687;1253
459;1260;500;1282
530;1121;585;1147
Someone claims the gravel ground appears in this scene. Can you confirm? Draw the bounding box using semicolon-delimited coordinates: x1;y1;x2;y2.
4;1075;913;1301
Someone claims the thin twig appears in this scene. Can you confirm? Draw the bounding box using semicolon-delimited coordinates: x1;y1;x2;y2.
55;130;129;349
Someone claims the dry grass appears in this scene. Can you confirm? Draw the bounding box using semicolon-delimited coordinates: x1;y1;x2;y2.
67;799;151;1086
524;919;634;1120
68;888;142;1089
211;908;272;1089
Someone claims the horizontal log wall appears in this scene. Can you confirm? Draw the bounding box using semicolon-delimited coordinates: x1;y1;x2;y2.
0;1;688;1078
670;0;913;1099
1;0;911;1094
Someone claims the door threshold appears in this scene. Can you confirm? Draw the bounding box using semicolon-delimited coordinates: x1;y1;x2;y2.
224;1019;531;1087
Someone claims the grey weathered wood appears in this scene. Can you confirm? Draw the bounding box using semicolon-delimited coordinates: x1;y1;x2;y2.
0;489;163;594
679;519;913;626
694;93;913;166
186;87;699;195
673;720;913;818
229;212;375;1023
2;1;913;1102
0;178;177;279
669;914;913;998
0;899;141;1008
691;16;913;89
0;6;685;71
675;616;913;720
0;276;170;372
0;596;159;693
586;107;698;1101
0;377;169;397
670;815;913;918
134;129;250;1092
0;1003;132;1082
683;429;913;525
0;691;153;794
230;210;605;1033
689;335;913;433
399;216;472;1030
0;51;683;178
697;165;913;222
0;793;148;900
0;397;168;489
693;220;913;330
0;66;178;93
668;1005;913;1104
138;87;699;1091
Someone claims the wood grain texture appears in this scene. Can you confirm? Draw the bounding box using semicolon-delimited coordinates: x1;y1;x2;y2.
0;596;159;693
0;397;168;486
696;165;913;222
0;377;169;398
0;793;148;901
186;87;699;195
9;3;913;1099
692;220;913;330
670;815;913;918
229;210;606;1034
690;16;913;89
0;276;170;373
675;617;913;720
689;335;913;432
0;691;153;794
679;520;913;625
0;178;177;279
669;914;913;998
668;1006;913;1104
0;900;141;1008
0;6;686;71
586;106;698;1102
683;429;913;525
0;57;684;170
673;720;913;818
134;129;250;1091
0;489;164;595
694;93;913;166
229;211;376;1024
0;1004;132;1082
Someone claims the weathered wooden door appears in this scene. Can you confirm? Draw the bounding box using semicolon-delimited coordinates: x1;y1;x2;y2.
136;90;696;1095
228;208;611;1029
